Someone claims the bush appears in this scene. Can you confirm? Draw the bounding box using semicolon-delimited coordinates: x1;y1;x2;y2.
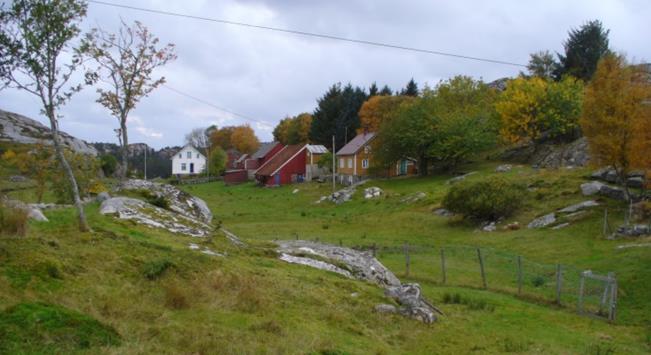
443;177;526;221
0;204;28;237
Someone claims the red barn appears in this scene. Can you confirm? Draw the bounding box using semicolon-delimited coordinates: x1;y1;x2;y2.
254;144;308;186
223;169;248;185
244;142;284;179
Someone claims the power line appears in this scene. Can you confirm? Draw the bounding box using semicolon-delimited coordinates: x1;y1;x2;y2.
162;84;273;128
87;0;527;67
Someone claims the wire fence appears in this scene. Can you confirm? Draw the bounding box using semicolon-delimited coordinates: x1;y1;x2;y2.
347;243;618;322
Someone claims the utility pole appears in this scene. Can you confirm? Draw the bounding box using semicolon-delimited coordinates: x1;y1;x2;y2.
332;135;336;193
144;145;147;180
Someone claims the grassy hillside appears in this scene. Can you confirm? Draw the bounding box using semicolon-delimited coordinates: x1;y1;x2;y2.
1;158;650;353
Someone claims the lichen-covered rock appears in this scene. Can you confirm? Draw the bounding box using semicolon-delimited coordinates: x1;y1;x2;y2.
363;187;383;199
581;181;605;196
116;179;212;223
96;192;111;203
616;224;651;237
528;213;556;229
385;284;441;324
374;304;397;314
501;137;590;168
495;164;512;173
99;197;212;237
433;208;454;217
558;200;599;214
277;240;400;287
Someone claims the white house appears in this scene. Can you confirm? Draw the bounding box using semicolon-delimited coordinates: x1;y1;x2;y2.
171;145;206;175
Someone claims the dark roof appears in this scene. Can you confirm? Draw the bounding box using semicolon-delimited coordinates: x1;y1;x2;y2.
251;141;281;159
255;144;306;176
336;132;376;156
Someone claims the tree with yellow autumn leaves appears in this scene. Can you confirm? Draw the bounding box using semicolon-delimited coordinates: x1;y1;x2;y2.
580;54;651;200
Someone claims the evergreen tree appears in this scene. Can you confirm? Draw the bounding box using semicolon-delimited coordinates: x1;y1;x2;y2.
556;20;610;81
379;85;393;96
368;82;379;96
400;78;419;96
527;50;559;80
309;83;367;150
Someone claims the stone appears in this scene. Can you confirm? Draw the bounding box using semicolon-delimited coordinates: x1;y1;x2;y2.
433;208;454;217
505;222;521;230
26;208;48;222
551;223;570;230
188;243;200;250
401;192;426;203
501;137;590;168
363;187;383;199
221;228;247;247
616;224;651;237
558;200;599;214
482;222;497;232
495;164;512;173
447;171;476;184
276;240;440;324
592;167;645;188
385;284;441;324
528;213;556;229
96;192;111;203
116;179;212;223
0;109;97;155
9;175;27;183
3;199;48;222
627;176;645;189
374;304;397;314
292;189;299;194
99;197;212;237
599;185;627;201
581;181;605;196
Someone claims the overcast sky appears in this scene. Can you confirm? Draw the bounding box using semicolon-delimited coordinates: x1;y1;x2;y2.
1;0;650;149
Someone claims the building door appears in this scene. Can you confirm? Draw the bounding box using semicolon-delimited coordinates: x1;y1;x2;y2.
190;163;194;174
399;160;407;175
274;173;281;185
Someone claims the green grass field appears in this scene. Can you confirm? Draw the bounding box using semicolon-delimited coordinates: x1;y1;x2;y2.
1;156;650;353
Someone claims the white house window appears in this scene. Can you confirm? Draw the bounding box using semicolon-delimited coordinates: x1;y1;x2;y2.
187;151;192;158
347;158;353;168
362;159;369;169
364;146;371;154
181;163;187;171
196;153;199;159
339;158;344;168
179;154;182;159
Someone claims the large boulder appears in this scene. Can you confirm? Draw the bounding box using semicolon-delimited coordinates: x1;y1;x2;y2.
528;213;556;229
591;167;645;188
581;181;605;196
501;137;589;168
99;197;212;237
363;187;383;199
116;179;212;223
2;199;48;222
385;284;440;324
0;109;97;155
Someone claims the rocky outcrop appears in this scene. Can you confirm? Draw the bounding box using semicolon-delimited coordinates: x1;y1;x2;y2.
616;224;650;237
116;179;212;224
580;181;627;201
2;199;48;222
495;164;512;173
558;200;600;213
363;187;383;199
276;240;441;323
315;180;367;205
528;213;556;229
0;109;97;155
99;197;212;237
502;137;589;168
591;167;645;188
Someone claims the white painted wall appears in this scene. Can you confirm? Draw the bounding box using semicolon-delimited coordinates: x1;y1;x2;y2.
171;145;206;175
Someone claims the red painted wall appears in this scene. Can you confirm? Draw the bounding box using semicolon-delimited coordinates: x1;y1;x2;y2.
224;169;248;185
266;150;307;186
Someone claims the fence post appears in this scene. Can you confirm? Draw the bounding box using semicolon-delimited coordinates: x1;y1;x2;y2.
477;248;487;289
517;255;523;295
372;243;377;258
609;273;617;322
555;264;563;305
603;208;609;237
577;270;588;314
440;248;447;285
404;243;410;277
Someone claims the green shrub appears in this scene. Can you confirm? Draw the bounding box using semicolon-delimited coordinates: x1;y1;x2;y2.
443;177;526;221
531;275;546;288
0;302;120;353
142;259;174;280
0;204;28;237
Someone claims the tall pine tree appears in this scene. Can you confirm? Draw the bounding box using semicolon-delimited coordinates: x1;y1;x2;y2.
400;78;419;96
556;20;610;81
309;83;367;150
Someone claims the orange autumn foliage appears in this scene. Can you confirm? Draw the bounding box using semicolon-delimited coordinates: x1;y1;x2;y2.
358;95;414;134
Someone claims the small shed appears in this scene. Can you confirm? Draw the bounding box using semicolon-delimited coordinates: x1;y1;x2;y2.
224;169;248;185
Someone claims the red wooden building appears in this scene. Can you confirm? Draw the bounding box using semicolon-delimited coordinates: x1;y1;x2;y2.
254;144;308;186
244;142;284;172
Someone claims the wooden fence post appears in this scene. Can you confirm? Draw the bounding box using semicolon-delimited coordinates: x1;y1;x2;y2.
404;243;410;277
577;270;588;314
608;273;617;322
440;248;447;285
517;255;523;295
603;208;609;237
477;248;487;289
555;264;563;305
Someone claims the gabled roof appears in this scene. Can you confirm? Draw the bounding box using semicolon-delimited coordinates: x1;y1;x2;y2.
306;144;328;154
336;132;376;156
255;144;307;177
171;144;206;160
234;153;248;164
251;141;281;159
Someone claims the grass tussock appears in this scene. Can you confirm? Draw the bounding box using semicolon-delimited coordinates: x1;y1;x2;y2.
441;292;495;312
0;204;28;237
163;281;189;310
142;258;174;280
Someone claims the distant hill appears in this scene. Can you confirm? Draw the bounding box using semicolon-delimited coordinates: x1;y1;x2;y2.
0;109;97;155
